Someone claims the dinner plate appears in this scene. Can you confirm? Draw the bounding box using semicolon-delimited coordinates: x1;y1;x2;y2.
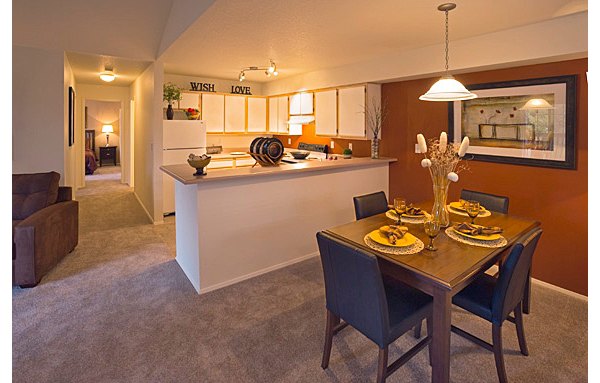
230;152;246;155
452;227;502;241
402;212;426;218
368;229;417;247
449;201;486;212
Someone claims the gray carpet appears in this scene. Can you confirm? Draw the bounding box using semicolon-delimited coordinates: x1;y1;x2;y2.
13;167;587;382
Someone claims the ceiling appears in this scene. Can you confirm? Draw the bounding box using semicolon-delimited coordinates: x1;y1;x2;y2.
13;0;587;86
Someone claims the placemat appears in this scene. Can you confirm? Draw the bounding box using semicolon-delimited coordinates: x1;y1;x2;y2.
447;205;492;218
444;227;507;248
364;234;424;255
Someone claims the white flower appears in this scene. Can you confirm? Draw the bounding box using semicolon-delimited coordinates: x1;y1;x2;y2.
439;132;447;153
421;158;432;168
417;134;427;153
458;136;470;157
447;172;459;182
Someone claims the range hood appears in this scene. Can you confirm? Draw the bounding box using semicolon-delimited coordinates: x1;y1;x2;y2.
287;115;315;124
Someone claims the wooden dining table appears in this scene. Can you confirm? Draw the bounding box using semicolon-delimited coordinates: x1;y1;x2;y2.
323;206;540;383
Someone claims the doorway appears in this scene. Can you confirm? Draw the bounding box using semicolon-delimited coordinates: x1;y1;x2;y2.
84;100;122;182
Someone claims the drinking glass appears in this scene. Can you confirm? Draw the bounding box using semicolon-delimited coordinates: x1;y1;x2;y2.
423;216;441;251
465;200;480;224
394;198;407;224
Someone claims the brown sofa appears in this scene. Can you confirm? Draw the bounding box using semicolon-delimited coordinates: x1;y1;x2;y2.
13;172;79;287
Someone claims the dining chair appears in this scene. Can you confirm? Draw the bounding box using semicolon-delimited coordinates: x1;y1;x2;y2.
316;231;433;383
353;191;389;220
459;189;534;315
451;227;542;383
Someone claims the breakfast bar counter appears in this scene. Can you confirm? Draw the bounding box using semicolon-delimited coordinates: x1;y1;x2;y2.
160;157;396;293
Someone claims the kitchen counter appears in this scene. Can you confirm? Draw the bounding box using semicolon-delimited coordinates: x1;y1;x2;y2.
162;156;395;294
160;157;396;185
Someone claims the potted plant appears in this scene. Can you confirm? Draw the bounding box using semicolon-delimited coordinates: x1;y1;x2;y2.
163;82;182;120
364;98;387;159
342;148;352;159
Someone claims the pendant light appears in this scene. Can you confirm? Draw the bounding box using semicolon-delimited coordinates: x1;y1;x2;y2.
419;3;477;102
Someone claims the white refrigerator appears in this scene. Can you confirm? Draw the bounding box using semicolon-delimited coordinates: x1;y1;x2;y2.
162;120;207;215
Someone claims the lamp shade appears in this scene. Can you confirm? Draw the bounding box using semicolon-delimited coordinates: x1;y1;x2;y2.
100;71;116;82
419;75;478;101
102;124;114;133
520;98;553;110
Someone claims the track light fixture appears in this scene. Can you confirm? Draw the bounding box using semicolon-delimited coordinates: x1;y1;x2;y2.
238;60;278;82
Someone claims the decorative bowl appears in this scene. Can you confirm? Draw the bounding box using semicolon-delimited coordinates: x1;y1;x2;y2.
187;155;211;176
291;151;309;159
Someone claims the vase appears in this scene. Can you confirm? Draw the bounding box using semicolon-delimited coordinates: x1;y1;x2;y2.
166;104;174;120
371;137;380;159
431;178;450;227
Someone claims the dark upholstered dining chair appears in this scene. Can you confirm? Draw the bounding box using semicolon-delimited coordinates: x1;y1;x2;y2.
353;191;389;220
460;189;509;214
451;227;542;383
316;231;433;383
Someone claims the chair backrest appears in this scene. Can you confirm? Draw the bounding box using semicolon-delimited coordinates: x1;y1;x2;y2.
492;228;542;324
460;189;509;214
12;172;61;220
353;191;388;220
316;231;389;347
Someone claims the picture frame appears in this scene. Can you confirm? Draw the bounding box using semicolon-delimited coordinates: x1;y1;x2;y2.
448;75;577;169
68;86;75;147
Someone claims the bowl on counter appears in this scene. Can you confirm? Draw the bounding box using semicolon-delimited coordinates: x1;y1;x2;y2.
187;154;212;176
290;151;310;159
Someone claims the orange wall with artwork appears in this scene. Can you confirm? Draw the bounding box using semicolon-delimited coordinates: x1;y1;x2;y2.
380;59;587;295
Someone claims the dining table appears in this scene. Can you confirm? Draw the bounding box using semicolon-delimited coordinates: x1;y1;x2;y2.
323;203;540;383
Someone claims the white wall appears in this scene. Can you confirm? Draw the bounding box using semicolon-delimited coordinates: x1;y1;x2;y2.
13;45;67;184
63;53;77;189
76;84;132;188
264;12;588;95
164;73;263;96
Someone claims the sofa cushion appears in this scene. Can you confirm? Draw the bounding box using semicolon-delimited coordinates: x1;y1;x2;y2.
13;172;60;220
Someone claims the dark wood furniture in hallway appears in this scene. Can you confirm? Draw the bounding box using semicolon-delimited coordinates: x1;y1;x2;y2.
99;146;117;166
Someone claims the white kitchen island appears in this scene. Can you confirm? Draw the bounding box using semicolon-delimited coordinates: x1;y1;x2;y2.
160;157;395;294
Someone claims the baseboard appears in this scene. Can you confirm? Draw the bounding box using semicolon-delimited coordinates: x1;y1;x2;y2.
486;265;587;301
133;191;154;224
199;252;319;295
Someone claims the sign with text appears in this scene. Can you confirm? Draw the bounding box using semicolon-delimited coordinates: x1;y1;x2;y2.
230;86;252;95
188;82;253;95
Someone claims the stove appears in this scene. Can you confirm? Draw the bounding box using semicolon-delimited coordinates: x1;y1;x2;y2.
282;143;328;164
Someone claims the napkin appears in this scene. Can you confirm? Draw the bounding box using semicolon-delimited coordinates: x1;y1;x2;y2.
459;199;486;211
379;225;408;245
453;222;502;236
404;206;424;216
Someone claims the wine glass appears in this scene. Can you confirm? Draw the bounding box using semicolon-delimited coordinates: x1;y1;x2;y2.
465;200;480;224
394;198;407;224
423;217;441;251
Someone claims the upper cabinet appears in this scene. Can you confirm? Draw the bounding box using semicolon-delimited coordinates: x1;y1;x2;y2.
338;86;366;138
179;92;200;110
201;93;225;133
314;90;337;136
289;92;313;115
224;95;246;133
268;96;289;134
247;97;267;133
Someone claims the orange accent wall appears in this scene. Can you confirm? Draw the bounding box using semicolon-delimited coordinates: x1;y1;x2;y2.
274;124;372;157
380;59;587;295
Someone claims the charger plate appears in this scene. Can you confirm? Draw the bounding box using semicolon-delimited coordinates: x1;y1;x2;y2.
447;205;492;218
445;227;507;248
385;210;429;224
364;234;424;255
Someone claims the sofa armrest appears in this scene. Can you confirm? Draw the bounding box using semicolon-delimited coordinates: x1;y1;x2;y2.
13;200;79;287
57;186;72;202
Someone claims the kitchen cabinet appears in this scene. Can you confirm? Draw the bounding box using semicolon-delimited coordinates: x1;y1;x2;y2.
289;92;313;115
338;86;366;138
268;96;289;134
201;93;225;133
225;95;246;133
247;97;267;132
315;90;337;136
179;92;200;110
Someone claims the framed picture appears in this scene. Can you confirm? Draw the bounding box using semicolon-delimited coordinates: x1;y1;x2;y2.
448;75;577;169
68;86;75;147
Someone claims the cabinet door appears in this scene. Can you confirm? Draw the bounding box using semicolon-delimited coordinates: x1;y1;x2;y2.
201;93;225;133
179;92;200;110
289;93;301;115
225;95;246;133
268;97;278;133
247;97;267;132
338;86;366;137
277;96;289;134
300;92;313;114
315;90;337;136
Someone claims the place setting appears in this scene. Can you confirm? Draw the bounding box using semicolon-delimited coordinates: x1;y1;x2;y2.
444;200;507;248
363;224;425;255
447;199;492;218
386;197;429;224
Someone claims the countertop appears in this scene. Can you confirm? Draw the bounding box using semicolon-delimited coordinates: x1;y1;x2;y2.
160;157;396;185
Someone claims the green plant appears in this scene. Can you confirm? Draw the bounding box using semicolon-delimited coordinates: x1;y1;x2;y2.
163;82;182;104
343;148;352;155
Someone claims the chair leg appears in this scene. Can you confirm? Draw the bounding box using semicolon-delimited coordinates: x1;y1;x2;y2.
377;346;389;383
321;309;340;369
514;303;529;356
413;320;422;339
523;269;531;314
492;324;508;383
426;316;433;366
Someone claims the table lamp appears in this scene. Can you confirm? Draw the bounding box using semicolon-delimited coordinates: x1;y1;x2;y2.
102;124;113;146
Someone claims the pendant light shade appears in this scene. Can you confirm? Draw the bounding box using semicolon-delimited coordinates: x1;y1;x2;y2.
520;98;553;110
420;3;477;102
